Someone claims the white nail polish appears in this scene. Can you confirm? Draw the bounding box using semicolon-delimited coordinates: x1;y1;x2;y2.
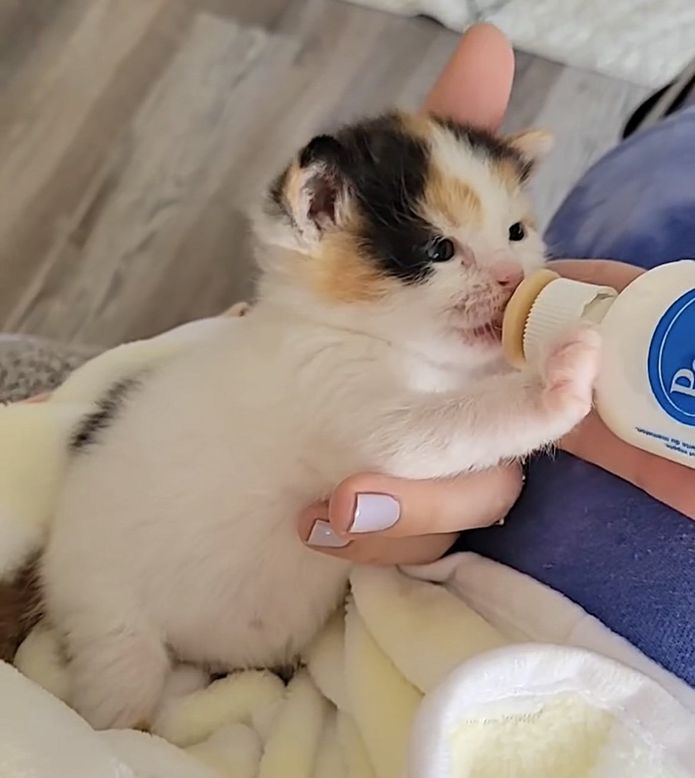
350;493;401;534
308;520;350;548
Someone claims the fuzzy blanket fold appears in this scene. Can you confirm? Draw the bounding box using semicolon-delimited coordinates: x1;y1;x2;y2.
4;560;695;777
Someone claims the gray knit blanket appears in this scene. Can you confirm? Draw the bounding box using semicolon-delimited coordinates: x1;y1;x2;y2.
0;335;100;404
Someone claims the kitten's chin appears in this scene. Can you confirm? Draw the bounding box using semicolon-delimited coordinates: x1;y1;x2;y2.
440;315;506;373
452;313;504;349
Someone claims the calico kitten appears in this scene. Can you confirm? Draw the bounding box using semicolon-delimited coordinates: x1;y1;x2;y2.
41;112;599;729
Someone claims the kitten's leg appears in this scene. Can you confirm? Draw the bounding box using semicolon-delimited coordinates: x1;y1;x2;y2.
376;326;600;477
66;611;170;730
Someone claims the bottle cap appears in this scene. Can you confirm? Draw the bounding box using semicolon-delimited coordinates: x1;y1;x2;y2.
502;269;559;368
523;277;617;364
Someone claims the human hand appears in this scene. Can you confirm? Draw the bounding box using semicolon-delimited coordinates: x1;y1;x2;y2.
550;259;695;521
298;24;521;563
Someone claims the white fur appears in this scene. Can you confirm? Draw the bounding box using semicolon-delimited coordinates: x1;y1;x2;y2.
41;124;600;730
0;317;238;581
14;622;72;703
0;402;88;579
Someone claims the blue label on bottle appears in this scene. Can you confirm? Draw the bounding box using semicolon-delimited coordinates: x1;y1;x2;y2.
647;289;695;427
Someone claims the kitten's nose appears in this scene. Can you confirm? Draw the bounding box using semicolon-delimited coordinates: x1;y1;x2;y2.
491;260;524;289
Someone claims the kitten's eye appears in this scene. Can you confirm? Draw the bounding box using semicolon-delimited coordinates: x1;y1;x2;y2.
508;222;526;242
426;237;456;263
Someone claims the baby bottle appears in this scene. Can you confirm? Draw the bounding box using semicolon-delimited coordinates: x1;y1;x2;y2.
502;260;695;468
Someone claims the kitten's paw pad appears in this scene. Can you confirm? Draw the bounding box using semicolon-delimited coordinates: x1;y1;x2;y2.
542;326;601;419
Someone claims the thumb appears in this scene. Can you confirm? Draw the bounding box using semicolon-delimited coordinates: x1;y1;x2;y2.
300;465;523;549
424;23;514;130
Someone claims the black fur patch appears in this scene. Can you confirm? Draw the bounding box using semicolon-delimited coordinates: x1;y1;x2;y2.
331;113;435;284
299;134;344;168
70;377;140;451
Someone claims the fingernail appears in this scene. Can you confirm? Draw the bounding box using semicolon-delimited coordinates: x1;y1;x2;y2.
350;493;401;534
307;520;351;548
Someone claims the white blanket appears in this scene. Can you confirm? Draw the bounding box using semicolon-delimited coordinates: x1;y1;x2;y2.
342;0;695;89
5;554;695;778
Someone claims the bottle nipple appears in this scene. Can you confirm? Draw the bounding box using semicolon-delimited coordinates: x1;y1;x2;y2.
502;269;559;368
502;269;618;368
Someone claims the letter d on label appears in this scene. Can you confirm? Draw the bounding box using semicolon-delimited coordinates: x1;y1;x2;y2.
670;360;695;398
648;289;695;426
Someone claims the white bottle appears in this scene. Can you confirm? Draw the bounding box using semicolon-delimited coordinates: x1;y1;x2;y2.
502;260;695;468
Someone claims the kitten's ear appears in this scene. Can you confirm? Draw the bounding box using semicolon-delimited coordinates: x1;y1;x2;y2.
271;134;350;245
508;129;554;167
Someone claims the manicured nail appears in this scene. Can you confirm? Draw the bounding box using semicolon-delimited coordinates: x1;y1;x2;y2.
307;520;350;548
350;493;401;534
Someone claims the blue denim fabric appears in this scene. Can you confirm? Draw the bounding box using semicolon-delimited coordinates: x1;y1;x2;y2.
459;109;695;686
545;108;695;267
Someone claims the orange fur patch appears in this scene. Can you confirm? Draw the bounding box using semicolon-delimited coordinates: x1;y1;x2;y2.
404;111;527;205
405;113;484;228
492;157;524;193
313;231;390;304
508;129;553;160
399;112;434;142
423;168;482;227
283;161;303;211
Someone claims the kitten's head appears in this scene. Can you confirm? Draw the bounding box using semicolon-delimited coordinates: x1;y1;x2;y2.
255;112;551;369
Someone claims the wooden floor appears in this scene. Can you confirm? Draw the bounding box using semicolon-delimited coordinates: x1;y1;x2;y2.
0;0;648;347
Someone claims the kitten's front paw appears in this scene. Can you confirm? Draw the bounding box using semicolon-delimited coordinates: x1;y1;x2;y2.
541;325;601;423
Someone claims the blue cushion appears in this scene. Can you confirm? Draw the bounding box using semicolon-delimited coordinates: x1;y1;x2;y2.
545;107;695;269
459;109;695;686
